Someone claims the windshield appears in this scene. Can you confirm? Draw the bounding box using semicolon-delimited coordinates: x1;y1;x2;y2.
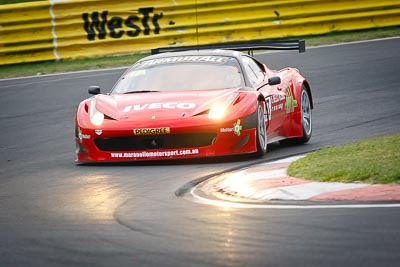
111;56;244;94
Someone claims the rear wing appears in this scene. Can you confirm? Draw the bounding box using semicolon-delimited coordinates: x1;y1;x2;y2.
151;40;305;55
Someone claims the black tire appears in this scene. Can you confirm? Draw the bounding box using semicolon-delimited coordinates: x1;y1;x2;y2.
255;101;268;157
280;85;312;146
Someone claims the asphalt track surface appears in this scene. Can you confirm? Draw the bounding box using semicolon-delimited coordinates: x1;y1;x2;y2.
1;38;400;267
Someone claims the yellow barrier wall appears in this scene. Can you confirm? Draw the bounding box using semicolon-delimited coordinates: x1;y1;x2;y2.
1;0;400;65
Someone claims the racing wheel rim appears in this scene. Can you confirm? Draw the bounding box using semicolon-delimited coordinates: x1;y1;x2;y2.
301;90;312;136
257;103;267;152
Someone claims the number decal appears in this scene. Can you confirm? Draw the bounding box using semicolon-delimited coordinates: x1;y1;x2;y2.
265;96;272;120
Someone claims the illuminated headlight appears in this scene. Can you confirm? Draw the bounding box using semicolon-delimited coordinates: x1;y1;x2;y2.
208;93;239;120
89;99;104;126
208;104;227;119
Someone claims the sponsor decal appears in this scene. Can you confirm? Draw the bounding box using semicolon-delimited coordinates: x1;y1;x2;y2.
220;119;243;135
133;127;170;135
273;103;284;112
78;128;91;143
285;86;298;113
220;127;233;133
138;56;229;67
95;129;103;135
265;97;272;120
124;102;196;112
266;93;285;120
233;119;242;136
272;94;285;103
110;148;199;158
82;8;163;41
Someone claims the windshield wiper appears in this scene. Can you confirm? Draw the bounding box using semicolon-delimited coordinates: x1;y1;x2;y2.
123;90;160;94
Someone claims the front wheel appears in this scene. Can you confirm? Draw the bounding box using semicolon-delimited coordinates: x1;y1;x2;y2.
255;101;268;157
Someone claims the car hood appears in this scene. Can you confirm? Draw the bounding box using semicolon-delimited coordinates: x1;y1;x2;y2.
94;89;241;121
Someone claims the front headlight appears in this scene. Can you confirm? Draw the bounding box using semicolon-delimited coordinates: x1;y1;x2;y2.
89;99;104;126
208;104;227;120
208;92;239;120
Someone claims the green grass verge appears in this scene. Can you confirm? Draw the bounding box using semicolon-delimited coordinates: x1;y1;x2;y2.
1;26;400;79
287;133;400;184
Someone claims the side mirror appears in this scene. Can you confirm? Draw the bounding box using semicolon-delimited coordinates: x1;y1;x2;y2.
88;86;101;95
267;76;281;86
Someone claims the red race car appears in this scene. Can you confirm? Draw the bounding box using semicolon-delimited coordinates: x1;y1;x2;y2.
75;41;313;162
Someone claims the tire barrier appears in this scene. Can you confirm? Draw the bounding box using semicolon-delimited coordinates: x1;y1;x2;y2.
1;0;399;65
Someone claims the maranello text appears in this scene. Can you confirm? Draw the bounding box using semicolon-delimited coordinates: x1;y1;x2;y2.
82;7;163;41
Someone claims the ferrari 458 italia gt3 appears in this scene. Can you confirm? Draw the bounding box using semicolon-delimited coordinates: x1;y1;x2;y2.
75;41;313;162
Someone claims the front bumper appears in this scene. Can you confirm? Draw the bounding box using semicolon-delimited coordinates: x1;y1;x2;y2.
75;108;260;162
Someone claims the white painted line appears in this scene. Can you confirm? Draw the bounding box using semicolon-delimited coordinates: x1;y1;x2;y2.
217;168;288;188
252;182;369;201
246;168;288;180
255;36;400;55
262;155;305;164
0;71;122;89
307;36;400;50
0;66;128;82
189;188;400;209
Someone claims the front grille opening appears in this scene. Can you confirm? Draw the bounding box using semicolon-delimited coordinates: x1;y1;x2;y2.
94;133;217;151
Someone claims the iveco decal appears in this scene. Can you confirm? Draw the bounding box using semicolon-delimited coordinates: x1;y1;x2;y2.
123;103;196;112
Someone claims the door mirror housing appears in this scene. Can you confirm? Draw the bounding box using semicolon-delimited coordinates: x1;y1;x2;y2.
267;76;281;86
88;86;101;95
